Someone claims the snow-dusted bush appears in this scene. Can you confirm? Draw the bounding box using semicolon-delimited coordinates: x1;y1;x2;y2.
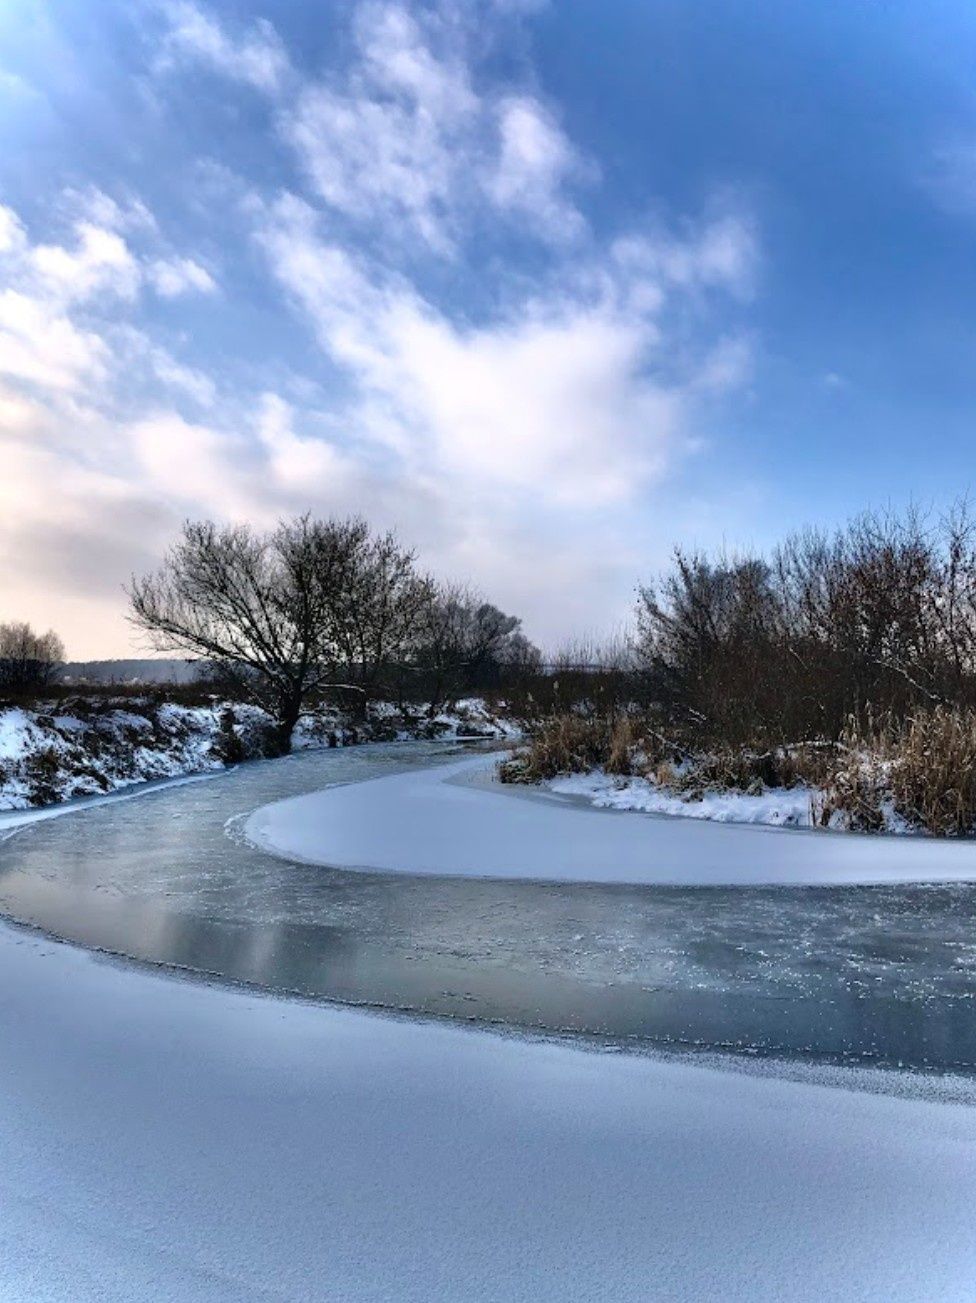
813;708;976;836
888;707;976;834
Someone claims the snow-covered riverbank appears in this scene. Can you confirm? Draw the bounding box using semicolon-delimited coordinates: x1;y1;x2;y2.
547;767;817;826
0;697;513;812
244;753;976;884
2;919;976;1303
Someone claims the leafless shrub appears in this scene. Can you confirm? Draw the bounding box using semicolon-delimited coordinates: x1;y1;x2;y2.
606;716;638;775
501;713;679;783
809;709;976;835
811;732;889;832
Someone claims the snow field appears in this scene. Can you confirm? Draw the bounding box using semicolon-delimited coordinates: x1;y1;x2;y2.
1;921;975;1302
244;753;976;885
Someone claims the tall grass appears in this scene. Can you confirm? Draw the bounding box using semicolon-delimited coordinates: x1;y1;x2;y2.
499;715;623;782
505;705;976;837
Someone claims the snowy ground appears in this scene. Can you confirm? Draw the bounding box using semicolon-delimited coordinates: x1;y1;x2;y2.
0;701;234;810
245;753;976;884
2;920;976;1303
548;768;816;826
0;696;513;812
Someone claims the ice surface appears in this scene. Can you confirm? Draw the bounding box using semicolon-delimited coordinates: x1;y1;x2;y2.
1;920;975;1302
5;741;976;1068
246;754;976;885
0;769;225;837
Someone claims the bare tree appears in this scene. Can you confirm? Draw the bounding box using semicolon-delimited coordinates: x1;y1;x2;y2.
129;517;370;752
0;622;64;693
318;525;435;712
129;515;440;748
633;502;976;745
417;585;538;711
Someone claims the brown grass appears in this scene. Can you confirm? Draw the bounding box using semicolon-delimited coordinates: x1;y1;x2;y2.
499;715;617;782
504;706;976;837
810;708;976;835
886;707;976;835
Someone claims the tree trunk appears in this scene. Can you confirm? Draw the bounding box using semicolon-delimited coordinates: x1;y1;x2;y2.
271;694;303;756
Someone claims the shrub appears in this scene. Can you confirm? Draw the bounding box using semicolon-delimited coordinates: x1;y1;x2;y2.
499;715;616;782
634;502;976;748
887;707;976;836
500;713;684;783
606;717;638;776
24;746;63;806
811;743;888;831
807;708;976;835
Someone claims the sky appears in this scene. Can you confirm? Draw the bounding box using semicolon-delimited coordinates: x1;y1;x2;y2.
3;1;976;657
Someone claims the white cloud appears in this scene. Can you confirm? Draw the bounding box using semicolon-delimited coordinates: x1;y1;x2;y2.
0;195;221;400
164;0;585;252
257;191;751;508
0;289;107;390
390;310;677;505
148;347;217;406
131;412;254;517
693;334;754;392
0;1;763;655
0;204;27;255
149;256;217;297
488;96;585;240
30;221;140;302
280;4;480;250
610;211;758;297
61;187;158;235
255;392;358;492
160;1;289;92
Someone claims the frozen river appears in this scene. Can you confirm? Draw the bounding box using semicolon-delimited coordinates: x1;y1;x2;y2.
2;740;976;1072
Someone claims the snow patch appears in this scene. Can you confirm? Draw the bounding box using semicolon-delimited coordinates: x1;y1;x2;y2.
245;753;976;884
548;769;814;826
2;920;976;1302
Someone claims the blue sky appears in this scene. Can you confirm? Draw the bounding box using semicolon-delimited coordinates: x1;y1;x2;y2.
2;0;976;656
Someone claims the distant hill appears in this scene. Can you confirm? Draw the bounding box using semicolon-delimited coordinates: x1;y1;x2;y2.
58;659;204;685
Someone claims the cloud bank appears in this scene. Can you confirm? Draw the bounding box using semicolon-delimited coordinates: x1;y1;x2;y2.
0;0;759;656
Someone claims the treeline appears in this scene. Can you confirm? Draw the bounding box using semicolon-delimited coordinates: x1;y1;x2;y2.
0;622;64;692
501;502;976;833
129;516;540;752
18;502;976;766
635;503;976;745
